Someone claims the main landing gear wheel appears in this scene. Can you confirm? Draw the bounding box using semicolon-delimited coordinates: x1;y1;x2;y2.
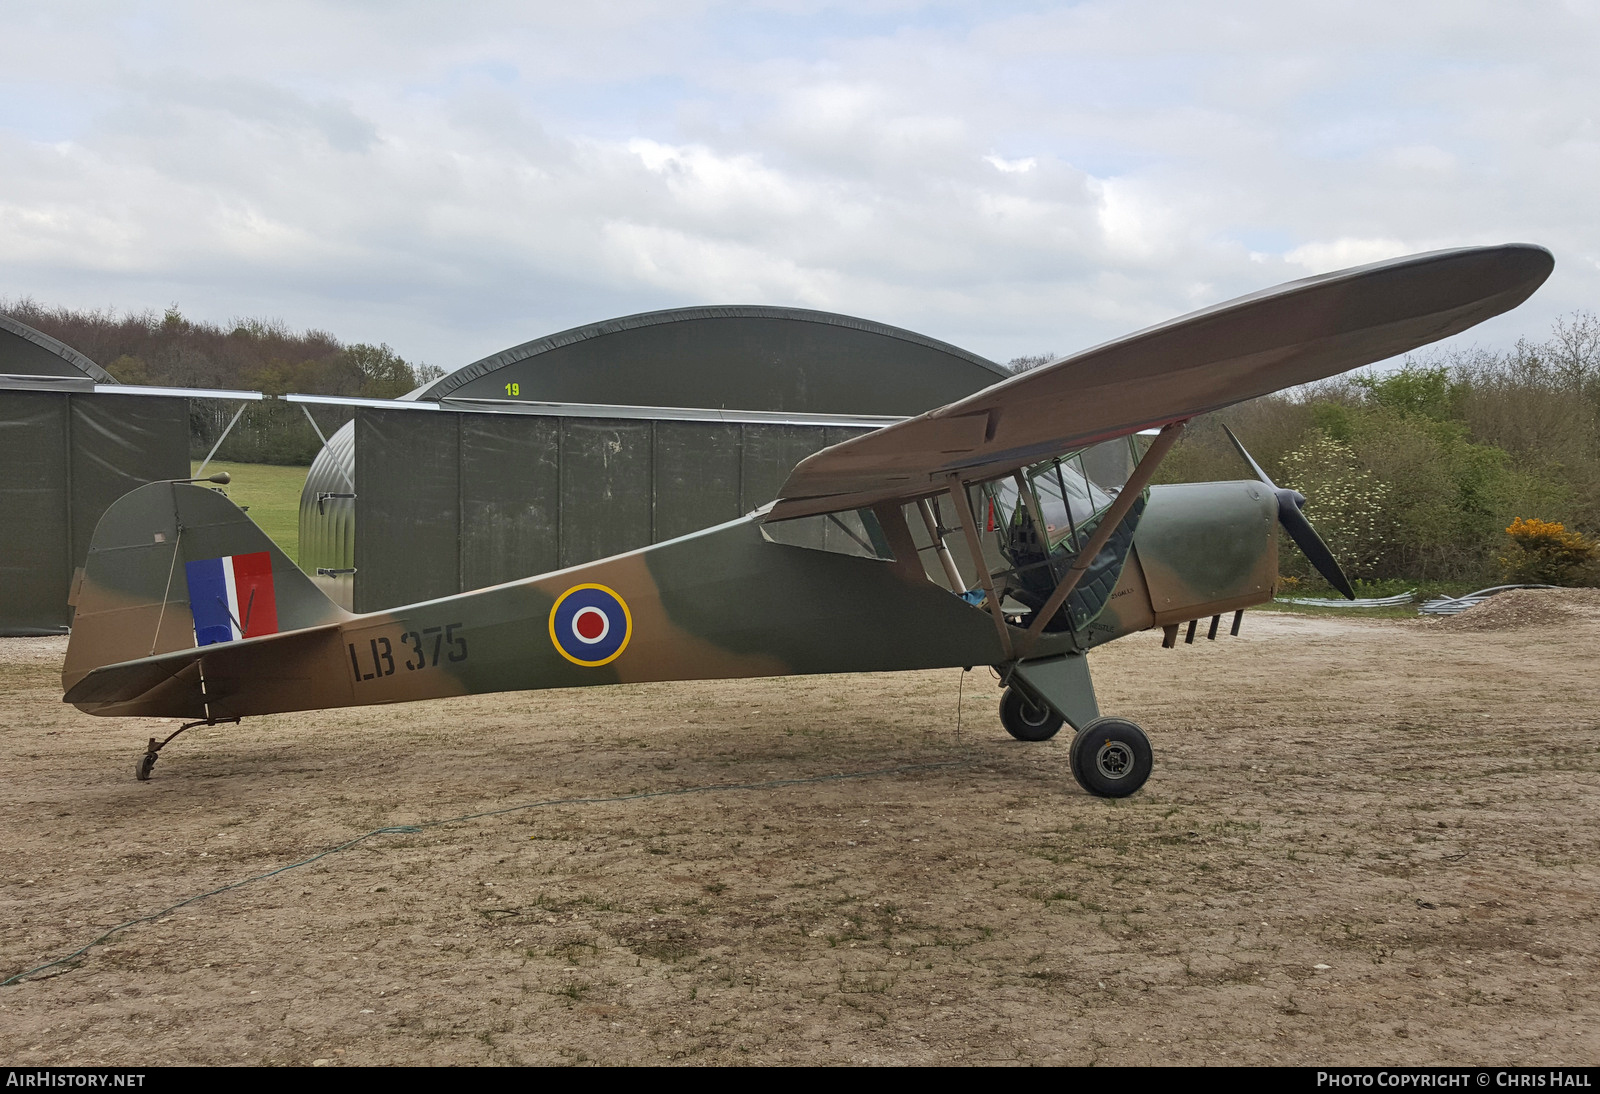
1070;717;1152;798
999;687;1065;741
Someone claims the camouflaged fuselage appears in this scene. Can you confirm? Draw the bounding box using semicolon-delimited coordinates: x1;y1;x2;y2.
62;479;1276;720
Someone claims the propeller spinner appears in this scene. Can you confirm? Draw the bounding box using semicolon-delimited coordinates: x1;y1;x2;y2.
1221;424;1356;600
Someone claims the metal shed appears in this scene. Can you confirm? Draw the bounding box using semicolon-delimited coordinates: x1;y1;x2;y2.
415;305;1008;412
1;313;117;382
1;313;265;635
298;306;1009;612
1;317;185;634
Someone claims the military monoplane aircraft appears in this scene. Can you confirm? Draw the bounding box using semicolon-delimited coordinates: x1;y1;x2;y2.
61;244;1553;796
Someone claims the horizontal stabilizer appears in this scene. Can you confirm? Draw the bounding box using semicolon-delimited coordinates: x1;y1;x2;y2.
63;622;343;714
770;244;1553;518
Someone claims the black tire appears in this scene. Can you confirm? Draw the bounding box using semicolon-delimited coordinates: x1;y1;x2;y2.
999;687;1065;741
1069;717;1152;798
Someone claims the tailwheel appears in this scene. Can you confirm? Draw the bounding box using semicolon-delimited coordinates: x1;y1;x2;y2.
999;687;1064;741
131;717;238;781
135;739;160;781
1069;717;1152;798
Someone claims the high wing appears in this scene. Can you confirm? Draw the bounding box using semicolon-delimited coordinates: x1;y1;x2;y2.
767;244;1553;520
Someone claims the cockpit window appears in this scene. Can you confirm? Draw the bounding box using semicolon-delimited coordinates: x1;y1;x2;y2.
977;435;1147;634
760;508;894;560
987;448;1118;554
1032;456;1113;549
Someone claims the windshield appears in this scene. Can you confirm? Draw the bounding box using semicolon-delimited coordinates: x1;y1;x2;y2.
988;452;1115;551
1032;460;1112;541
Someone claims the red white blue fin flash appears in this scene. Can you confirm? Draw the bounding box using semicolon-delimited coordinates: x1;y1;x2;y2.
185;552;280;647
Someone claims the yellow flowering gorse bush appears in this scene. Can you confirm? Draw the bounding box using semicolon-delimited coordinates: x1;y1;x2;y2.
1499;517;1598;585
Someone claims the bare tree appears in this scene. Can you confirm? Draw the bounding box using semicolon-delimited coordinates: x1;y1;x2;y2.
1006;352;1056;373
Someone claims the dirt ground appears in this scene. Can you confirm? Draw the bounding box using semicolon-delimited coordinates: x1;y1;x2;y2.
2;597;1598;1066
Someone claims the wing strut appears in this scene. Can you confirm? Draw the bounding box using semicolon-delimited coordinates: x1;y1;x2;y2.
946;475;1014;661
916;499;967;594
1017;421;1187;655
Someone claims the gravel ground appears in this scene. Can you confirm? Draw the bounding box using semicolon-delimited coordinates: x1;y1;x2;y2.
1;598;1597;1065
1434;587;1600;632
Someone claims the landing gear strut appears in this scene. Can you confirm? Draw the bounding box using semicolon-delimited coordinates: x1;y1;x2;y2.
134;717;239;780
997;656;1153;797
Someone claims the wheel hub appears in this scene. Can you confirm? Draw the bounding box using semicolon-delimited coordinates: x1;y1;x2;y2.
1096;741;1133;780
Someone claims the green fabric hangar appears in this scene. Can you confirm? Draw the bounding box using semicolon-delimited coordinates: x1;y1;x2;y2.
297;306;1010;613
0;312;262;636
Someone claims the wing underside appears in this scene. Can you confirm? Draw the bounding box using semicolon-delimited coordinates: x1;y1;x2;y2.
767;244;1553;520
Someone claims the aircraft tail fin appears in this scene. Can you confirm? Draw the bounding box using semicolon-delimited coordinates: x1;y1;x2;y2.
63;481;350;698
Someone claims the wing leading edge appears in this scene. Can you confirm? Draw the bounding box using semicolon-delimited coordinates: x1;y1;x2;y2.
768;244;1553;520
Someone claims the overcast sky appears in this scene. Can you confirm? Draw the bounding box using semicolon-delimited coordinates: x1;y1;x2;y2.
1;1;1595;373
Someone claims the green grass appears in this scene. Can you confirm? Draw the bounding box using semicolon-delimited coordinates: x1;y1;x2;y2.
1256;600;1420;620
1264;576;1519;619
190;460;308;564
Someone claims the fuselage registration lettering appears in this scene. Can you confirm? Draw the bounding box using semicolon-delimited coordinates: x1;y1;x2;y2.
347;623;467;682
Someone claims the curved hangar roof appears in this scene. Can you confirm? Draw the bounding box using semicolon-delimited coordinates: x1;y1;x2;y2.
1;313;116;381
412;305;1009;414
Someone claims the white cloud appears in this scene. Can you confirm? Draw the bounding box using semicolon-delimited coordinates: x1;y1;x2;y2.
1091;177;1184;264
983;154;1035;173
0;0;1594;369
1284;237;1414;275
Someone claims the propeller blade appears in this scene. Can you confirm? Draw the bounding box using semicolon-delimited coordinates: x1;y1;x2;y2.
1221;423;1356;600
1275;494;1356;600
1221;423;1272;486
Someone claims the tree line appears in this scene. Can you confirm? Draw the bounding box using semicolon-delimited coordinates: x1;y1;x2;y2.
1012;312;1600;588
2;299;442;464
10;298;1595;586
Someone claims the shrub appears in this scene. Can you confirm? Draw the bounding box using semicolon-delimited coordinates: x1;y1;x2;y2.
1499;518;1599;586
1277;433;1391;578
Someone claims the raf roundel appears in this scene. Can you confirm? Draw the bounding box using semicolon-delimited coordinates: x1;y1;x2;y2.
549;584;633;667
